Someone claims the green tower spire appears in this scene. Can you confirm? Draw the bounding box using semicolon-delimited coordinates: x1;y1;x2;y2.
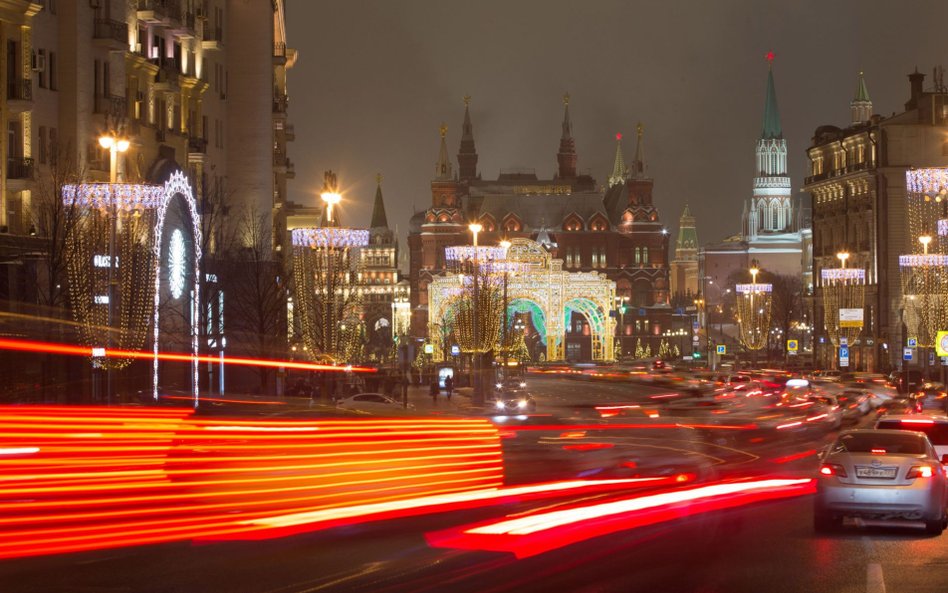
761;54;782;140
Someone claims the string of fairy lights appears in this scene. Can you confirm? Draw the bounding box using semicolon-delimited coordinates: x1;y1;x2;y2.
292;228;369;363
900;169;948;348
735;280;772;351
821;267;866;348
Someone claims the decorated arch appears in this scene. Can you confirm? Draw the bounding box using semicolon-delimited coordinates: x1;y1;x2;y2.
428;238;615;362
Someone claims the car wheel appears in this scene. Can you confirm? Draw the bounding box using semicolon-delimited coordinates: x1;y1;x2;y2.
924;519;944;536
813;510;840;533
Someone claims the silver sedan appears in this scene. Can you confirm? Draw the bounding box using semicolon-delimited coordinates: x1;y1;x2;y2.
814;429;948;534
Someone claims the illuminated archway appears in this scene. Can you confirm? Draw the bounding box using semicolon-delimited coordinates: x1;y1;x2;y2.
428;239;615;362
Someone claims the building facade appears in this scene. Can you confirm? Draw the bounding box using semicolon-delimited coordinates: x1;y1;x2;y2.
670;204;698;298
805;69;948;372
408;98;671;359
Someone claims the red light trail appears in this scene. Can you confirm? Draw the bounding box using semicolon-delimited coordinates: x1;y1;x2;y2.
0;338;376;373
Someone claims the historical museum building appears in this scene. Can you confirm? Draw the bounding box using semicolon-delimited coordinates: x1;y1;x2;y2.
805;68;948;372
408;97;671;359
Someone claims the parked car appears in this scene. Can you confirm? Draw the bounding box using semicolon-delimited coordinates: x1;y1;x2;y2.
336;392;411;413
814;429;948;534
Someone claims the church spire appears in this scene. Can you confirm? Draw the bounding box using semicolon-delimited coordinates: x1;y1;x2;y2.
370;173;388;229
556;93;577;179
608;133;627;187
629;122;647;178
850;71;873;124
761;52;783;139
435;122;453;180
457;95;479;181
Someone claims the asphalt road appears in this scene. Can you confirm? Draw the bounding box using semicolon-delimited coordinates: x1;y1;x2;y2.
2;376;946;593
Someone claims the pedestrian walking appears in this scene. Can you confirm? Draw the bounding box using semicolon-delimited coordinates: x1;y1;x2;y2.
429;380;439;404
444;375;454;401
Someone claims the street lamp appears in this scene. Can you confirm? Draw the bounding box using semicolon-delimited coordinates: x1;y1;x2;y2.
468;222;483;404
320;170;342;226
98;133;129;405
500;240;511;369
919;235;932;255
614;295;629;358
837;251;850;268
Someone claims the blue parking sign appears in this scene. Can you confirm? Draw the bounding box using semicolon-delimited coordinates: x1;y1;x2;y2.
839;346;849;358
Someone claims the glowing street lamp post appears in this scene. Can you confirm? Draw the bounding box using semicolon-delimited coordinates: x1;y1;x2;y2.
98;133;129;405
469;223;483;405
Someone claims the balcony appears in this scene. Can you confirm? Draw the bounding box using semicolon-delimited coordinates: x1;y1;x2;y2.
274;42;287;65
273;152;288;172
7;79;31;113
285;124;295;141
187;136;207;154
93;19;127;49
168;12;197;38
154;62;180;90
286;160;295;179
137;0;181;25
93;94;126;117
6;158;34;189
201;25;223;51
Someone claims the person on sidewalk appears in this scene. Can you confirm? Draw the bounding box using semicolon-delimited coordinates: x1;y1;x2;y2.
429;380;439;404
444;375;454;401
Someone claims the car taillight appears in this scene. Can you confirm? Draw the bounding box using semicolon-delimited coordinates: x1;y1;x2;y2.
906;465;934;479
819;463;847;477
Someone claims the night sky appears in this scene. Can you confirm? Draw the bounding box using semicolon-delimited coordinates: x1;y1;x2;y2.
286;0;948;254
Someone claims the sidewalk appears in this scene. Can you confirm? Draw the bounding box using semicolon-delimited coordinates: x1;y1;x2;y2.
406;384;485;415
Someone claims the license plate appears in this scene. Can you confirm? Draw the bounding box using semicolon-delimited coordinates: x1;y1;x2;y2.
855;466;897;479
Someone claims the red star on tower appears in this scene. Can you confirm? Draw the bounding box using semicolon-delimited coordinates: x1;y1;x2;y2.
765;51;775;64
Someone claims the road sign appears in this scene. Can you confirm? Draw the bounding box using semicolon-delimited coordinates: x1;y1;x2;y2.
716;345;726;355
450;345;460;356
839;345;850;367
908;337;918;348
692;335;700;344
942;357;948;366
786;339;799;352
936;331;948;357
682;355;693;361
840;337;848;346
839;308;864;328
424;343;434;354
903;347;914;361
692;321;699;331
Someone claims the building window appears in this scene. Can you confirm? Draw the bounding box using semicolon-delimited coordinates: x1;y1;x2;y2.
38;126;46;164
49;128;57;166
37;49;46;88
634;247;641;264
642;246;649;264
48;51;57;91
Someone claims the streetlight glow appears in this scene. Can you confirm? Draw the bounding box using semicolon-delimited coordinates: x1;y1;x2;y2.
919;235;932;254
836;251;850;267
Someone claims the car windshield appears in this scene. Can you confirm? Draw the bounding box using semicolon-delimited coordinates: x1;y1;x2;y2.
876;421;948;445
833;432;927;455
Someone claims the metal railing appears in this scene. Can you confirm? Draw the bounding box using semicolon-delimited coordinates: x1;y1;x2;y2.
6;157;34;180
7;79;31;101
93;19;127;44
94;94;126;117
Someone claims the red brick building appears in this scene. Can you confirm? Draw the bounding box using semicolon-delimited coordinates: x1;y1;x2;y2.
408;98;672;359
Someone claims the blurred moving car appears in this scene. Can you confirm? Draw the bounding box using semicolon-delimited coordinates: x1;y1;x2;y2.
836;389;873;421
912;382;948;414
875;415;948;461
336;393;411;412
815;429;948;534
492;392;537;413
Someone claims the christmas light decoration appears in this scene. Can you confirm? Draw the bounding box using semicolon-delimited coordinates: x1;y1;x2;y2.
735;279;772;351
292;227;369;363
429;239;615;362
820;267;865;348
901;169;948;348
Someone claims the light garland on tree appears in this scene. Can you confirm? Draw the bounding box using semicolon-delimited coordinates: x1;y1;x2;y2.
292;227;369;364
820;268;866;348
735;283;772;351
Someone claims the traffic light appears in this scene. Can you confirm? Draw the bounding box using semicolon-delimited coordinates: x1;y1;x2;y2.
693;351;701;359
619;304;628;314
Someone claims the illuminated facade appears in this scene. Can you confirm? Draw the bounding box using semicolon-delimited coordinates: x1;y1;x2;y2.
409;98;671;359
670;204;699;297
805;69;948;371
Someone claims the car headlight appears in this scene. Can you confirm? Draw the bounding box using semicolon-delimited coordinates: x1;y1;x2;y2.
517;399;528;409
495;400;505;409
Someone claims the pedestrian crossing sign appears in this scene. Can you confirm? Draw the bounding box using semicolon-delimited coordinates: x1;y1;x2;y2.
786;339;798;352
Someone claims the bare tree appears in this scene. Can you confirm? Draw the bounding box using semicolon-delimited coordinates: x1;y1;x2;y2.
219;207;289;393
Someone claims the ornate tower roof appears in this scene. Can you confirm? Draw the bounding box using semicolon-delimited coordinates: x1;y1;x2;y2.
370;173;388;229
556;93;577;179
608;133;628;187
851;71;873;124
761;52;783;140
435;123;453;180
629;122;648;179
675;204;698;254
457;95;479;181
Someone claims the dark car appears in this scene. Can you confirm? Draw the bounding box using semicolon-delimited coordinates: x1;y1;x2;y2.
890;369;924;394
